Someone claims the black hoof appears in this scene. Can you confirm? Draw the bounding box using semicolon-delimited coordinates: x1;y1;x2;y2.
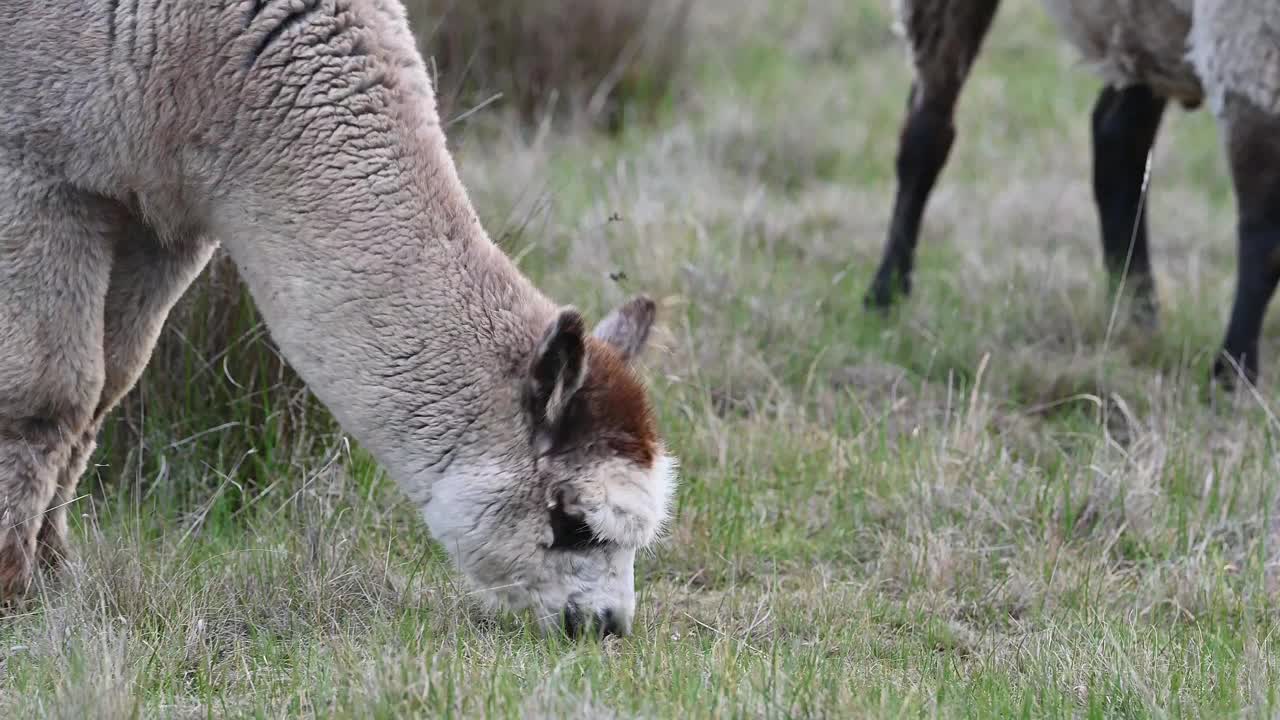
1106;274;1159;331
864;275;909;312
1211;351;1257;391
1124;294;1160;333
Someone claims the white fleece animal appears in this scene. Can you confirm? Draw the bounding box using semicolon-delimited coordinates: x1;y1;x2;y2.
0;0;677;638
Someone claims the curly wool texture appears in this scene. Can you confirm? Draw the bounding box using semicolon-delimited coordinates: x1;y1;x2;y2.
1187;0;1280;116
1041;0;1280;115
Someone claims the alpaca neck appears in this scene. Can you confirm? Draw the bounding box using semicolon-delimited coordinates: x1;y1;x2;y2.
211;129;554;504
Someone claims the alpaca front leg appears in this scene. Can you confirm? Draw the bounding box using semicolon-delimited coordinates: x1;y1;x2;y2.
0;422;77;599
866;0;1002;309
0;173;112;601
34;436;91;570
1214;99;1280;386
35;231;216;570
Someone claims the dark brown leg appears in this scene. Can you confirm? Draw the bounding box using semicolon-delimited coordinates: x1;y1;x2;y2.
1091;84;1166;325
866;0;1002;309
1213;98;1280;386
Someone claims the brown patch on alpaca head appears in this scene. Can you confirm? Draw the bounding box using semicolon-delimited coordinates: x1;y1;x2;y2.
579;337;658;467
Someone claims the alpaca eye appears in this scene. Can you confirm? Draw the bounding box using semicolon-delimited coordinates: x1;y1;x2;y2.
548;504;606;551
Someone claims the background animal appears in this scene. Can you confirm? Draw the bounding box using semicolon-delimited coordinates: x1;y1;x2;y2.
867;0;1280;385
0;0;675;637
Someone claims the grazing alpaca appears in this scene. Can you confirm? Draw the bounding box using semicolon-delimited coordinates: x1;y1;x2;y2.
867;0;1280;384
0;0;677;637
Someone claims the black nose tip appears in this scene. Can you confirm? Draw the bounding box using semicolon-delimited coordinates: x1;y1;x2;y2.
562;606;626;639
563;605;585;638
599;608;624;638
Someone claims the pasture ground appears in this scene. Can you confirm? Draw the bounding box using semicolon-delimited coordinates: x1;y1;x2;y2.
4;1;1279;717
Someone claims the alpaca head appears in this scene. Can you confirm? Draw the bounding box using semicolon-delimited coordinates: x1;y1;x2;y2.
422;296;677;637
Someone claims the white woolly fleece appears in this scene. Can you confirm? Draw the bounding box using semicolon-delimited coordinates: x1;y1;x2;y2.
1187;0;1280;116
580;451;679;549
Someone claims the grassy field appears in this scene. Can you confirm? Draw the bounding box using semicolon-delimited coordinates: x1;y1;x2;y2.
5;1;1280;717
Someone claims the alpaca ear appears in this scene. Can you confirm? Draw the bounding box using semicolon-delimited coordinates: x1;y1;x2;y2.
592;295;656;362
527;308;588;450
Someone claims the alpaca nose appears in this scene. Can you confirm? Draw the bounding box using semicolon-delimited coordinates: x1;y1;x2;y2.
599;608;629;637
562;606;630;638
562;606;584;638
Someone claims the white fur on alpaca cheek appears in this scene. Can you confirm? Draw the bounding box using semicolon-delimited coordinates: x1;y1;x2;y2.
579;451;679;548
652;451;680;523
418;463;500;547
419;464;587;610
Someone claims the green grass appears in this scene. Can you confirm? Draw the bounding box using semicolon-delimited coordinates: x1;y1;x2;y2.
5;1;1280;717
